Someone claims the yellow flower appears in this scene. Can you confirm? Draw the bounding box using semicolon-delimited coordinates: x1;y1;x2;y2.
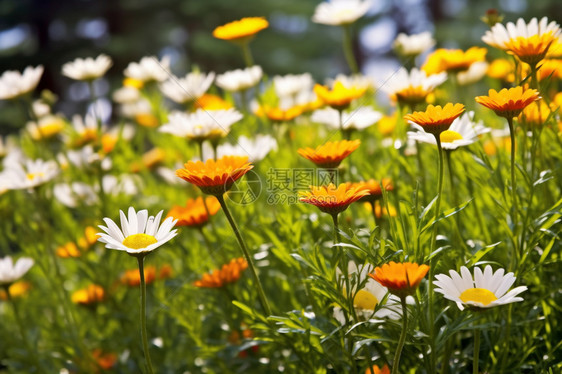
403;103;465;136
261;105;303;122
369;261;429;298
167;196;221;228
537;59;562;81
505;33;558;66
56;242;82;258
519;100;553;126
475;86;540;119
194;258;248;288
123;77;144;89
77;226;99;250
194;94;233;110
29;115;66;140
377;113;398;136
71;284;105;305
487;58;516;82
298;139;360;168
0;281;32;300
213;17;268;42
422;47;487;75
314;81;366;110
299;183;369;215
176;155;253;196
135;113;159;128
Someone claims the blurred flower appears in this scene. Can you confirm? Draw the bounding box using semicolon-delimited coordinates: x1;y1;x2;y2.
298;139;360;168
348;178;393;202
434;265;527;310
32;100;51;118
369;261;429;298
368;201;397;218
62;54;112;81
160;71;215;104
131;148;166;172
216;66;263;92
334;262;414;324
176;155;253;196
536;59;562;81
56;242;82;258
121;266;156;287
102;174;139;196
422;47;487;75
113;86;140;104
377;113;398;136
520;100;554;127
167;196;221;228
0;256;34;286
456;61;489;85
216;134;277;162
408;111;490;150
404;103;465;137
91;349;117;371
54;182;98;208
380;68;446;107
312;0;372;26
261;105;303;122
0;281;31;300
194;258;248;288
312;106;382;131
124;56;171;83
364;364;390;374
194;94;233;110
71;284;105;305
487;58;516;82
69;114;101;146
314;81;366;110
97;207;178;255
299;183;369;215
482;17;560;66
330;74;373;91
393;31;435;57
159;108;242;142
1;158;58;190
27;115;66;140
78;226;99;249
475;87;540;119
273;73;314;102
0;65;44;100
213;17;268;42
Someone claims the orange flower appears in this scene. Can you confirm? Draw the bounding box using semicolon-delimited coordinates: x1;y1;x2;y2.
504;33;558;67
194;258;248;288
71;284;105;305
56;242;82;258
121;266;157;287
261;105;303;122
92;349;118;370
519;100;553;126
298;139;360;168
299;183;369;215
422;47;487;74
367;201;397;218
167;196;221;227
475;87;540;119
314;81;366;110
0;281;31;300
365;364;390;374
77;226;99;249
403;103;465;136
348;178;393;202
176;155;253;196
213;17;268;42
369;261;429;297
537;59;562;81
135;113;159;128
195;94;233;110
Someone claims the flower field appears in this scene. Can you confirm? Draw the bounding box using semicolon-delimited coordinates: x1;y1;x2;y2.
0;2;561;373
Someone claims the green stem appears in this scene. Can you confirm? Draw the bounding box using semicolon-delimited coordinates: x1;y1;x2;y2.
216;194;272;315
416;142;427;205
391;296;409;374
369;200;377;229
241;42;254;68
507;117;518;224
137;256;155;374
473;328;481;374
342;25;359;74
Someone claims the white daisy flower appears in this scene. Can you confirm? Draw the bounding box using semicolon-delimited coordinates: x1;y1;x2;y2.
124;56;171;83
160;71;215;104
159;108;242;141
26;115;66;141
393;31;435;57
1;158;58;190
216;66;262;92
32;100;51;118
434;265;527;310
380;67;447;104
312;0;373;26
329;73;373;91
482;17;561;50
273;73;314;99
333;262;414;324
0;65;44;100
407;111;490;150
102;174;139;196
62;54;113;81
113;86;141;104
216;134;278;162
0;256;34;285
311;106;382;131
456;61;489;85
54;182;98;208
97;207;178;255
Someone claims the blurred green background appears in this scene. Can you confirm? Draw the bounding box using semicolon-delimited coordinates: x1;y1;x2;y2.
0;0;560;133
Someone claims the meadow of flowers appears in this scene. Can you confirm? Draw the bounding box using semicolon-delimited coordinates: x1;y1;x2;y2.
1;2;561;373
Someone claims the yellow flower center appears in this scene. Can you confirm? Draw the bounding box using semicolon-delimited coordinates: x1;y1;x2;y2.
26;172;44;180
122;233;157;249
353;289;379;310
459;288;497;306
440;130;463;143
